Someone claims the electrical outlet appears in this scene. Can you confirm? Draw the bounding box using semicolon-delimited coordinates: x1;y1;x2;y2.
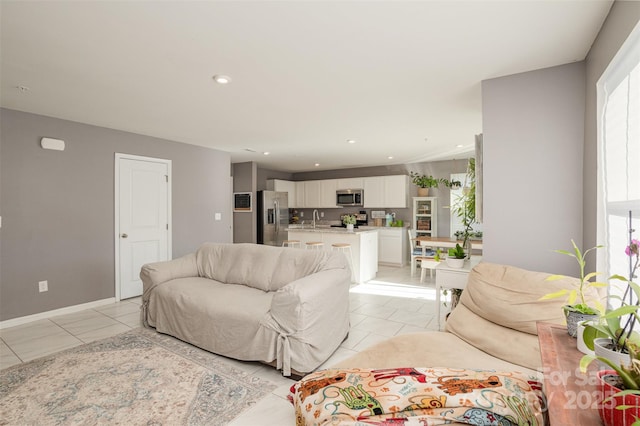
214;212;222;221
300;212;304;217
38;280;48;292
320;212;324;218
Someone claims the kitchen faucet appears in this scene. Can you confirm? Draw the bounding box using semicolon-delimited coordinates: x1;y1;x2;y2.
312;209;320;228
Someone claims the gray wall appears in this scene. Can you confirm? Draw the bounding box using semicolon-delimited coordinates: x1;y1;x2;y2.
232;161;257;243
482;63;586;275
583;1;640;260
257;168;294;191
0;109;232;321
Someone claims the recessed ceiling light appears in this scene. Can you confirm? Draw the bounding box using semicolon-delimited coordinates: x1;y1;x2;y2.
456;144;464;148
314;163;320;167
263;151;270;156
388;156;394;160
213;75;231;84
347;139;356;144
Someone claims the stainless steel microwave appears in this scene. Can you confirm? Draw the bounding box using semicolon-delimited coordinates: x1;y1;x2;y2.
336;189;364;207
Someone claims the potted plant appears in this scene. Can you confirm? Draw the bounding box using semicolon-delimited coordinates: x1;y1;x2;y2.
577;230;640;425
342;214;356;231
440;178;462;189
583;237;640;370
539;239;607;337
445;243;466;268
409;172;441;196
580;342;640;426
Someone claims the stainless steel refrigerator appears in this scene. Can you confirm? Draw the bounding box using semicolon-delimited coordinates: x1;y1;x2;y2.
257;191;289;246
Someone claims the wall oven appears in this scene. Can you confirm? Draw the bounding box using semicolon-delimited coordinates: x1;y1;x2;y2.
336;189;364;207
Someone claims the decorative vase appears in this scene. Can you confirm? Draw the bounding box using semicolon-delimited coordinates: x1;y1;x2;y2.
594;337;631;369
463;238;472;257
577;321;594;355
346;224;354;231
563;306;598;338
417;187;429;196
445;257;465;268
598;369;640;426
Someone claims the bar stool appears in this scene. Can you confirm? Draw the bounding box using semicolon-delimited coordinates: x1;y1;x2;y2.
282;240;301;248
332;243;354;281
305;241;324;250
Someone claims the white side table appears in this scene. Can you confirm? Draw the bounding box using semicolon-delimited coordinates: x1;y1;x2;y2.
435;256;482;330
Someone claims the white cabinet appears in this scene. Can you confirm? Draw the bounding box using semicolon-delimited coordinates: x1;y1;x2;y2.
304;181;322;208
363;175;409;208
266;179;297;208
384;175;409;208
336;178;364;190
273;175;407;209
320;180;337;207
377;227;407;266
299;179;338;208
363;177;385;208
412;197;437;237
295;181;306;208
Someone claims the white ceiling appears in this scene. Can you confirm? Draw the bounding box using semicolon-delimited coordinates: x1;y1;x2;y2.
1;1;612;173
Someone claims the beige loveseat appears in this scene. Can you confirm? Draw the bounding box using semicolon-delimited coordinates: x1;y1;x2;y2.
336;262;595;376
140;242;351;377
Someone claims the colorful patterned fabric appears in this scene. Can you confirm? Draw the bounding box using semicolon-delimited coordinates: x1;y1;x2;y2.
289;367;545;425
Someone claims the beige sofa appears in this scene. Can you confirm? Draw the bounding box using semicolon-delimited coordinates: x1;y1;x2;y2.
140;242;351;377
336;262;596;376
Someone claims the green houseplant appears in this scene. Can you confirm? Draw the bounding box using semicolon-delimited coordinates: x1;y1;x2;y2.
580;343;640;426
583;238;640;366
409;173;461;196
539;239;607;337
409;172;440;196
445;243;466;268
579;237;640;426
342;214;356;230
451;158;478;256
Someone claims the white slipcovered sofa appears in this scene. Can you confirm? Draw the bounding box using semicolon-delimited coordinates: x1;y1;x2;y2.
140;242;351;377
336;262;597;376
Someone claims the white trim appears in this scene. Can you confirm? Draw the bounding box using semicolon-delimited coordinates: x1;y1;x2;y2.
114;153;172;302
596;20;640;299
0;298;117;329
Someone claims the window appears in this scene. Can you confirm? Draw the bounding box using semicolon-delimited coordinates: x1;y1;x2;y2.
597;22;640;305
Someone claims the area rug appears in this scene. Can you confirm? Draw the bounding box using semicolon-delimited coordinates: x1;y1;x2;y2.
0;327;278;425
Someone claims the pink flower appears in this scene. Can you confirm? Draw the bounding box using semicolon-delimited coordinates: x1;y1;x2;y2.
627;239;640;257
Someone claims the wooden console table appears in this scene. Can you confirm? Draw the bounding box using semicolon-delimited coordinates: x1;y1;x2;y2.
537;322;602;425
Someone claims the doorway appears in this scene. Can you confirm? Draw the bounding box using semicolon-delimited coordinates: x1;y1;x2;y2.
115;154;172;300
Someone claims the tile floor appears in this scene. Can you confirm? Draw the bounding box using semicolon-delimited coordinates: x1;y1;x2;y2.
0;264;450;425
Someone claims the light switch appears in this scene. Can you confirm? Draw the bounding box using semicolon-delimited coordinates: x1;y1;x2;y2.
214;213;222;221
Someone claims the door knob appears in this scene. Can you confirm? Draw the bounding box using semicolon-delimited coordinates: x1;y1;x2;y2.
121;233;128;238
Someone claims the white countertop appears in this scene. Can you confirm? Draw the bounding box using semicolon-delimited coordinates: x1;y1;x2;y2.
286;226;378;234
359;225;408;230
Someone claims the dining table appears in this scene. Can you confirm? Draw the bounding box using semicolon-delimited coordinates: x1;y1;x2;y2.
415;236;483;251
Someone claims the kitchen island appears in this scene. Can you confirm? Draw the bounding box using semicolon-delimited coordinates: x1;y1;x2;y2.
286;227;378;283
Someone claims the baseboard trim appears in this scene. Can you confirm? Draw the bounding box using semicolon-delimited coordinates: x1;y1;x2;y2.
0;298;117;329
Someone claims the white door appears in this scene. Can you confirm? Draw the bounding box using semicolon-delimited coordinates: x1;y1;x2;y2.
116;155;171;300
